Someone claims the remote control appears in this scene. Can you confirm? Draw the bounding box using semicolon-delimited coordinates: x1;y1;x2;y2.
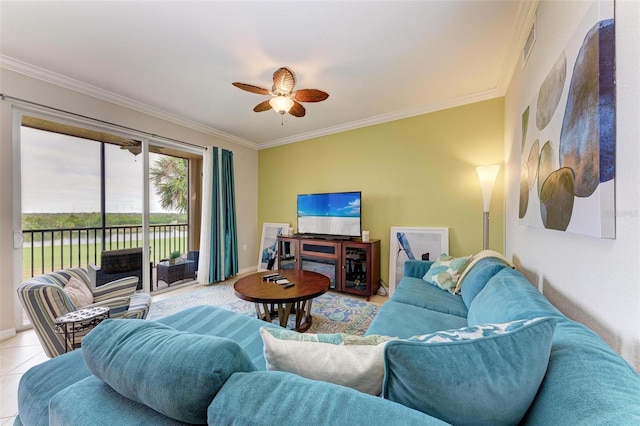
276;279;289;285
282;283;295;289
262;273;279;280
266;276;282;282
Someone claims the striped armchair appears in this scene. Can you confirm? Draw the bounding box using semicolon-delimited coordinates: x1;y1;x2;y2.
17;267;152;358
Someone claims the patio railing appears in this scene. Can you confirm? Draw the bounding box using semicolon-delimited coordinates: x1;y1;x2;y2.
21;223;189;280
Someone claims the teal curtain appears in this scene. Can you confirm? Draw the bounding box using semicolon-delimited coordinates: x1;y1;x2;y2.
222;149;238;278
209;147;223;282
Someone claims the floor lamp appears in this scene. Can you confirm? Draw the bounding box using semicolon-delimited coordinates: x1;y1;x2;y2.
476;165;500;250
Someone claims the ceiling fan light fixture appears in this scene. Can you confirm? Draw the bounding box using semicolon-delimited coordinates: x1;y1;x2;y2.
269;95;294;114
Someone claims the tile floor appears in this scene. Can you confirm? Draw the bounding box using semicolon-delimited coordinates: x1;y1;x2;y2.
0;280;388;424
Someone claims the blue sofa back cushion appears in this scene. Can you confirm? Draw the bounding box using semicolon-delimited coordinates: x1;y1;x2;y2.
468;268;640;424
403;259;434;279
382;317;557;426
460;257;512;308
82;319;257;424
208;371;449;426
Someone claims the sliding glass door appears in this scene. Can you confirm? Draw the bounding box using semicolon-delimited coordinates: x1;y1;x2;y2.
14;111;202;330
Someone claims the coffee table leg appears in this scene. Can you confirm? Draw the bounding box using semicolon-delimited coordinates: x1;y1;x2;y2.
254;303;272;322
278;303;293;328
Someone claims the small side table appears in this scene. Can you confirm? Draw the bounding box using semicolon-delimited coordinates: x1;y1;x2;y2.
157;259;196;287
55;306;110;353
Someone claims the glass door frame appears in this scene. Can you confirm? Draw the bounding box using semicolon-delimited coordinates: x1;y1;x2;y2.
11;106;203;330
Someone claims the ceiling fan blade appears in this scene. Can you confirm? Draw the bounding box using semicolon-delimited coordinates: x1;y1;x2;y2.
288;101;306;117
293;89;329;103
232;82;270;95
253;99;273;112
273;67;295;93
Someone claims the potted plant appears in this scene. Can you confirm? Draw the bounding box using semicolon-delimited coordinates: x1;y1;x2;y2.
169;251;181;264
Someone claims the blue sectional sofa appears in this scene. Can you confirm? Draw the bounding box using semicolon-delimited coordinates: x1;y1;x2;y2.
15;252;640;425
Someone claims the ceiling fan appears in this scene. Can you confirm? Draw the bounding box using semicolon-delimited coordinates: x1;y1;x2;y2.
232;67;329;122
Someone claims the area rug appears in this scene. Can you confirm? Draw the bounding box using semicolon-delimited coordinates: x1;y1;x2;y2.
147;283;380;335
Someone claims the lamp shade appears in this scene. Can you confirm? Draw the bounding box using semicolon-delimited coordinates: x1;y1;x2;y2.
269;96;294;114
476;165;500;212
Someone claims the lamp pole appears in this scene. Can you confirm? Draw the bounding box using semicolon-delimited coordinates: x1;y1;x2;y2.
476;165;500;250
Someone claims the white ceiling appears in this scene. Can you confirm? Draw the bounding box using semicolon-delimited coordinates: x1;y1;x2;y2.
0;1;532;149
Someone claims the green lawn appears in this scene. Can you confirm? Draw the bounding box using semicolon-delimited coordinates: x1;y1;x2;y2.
22;237;187;280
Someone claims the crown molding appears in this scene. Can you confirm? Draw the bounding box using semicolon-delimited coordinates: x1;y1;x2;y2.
259;87;503;149
0;55;258;150
495;0;540;95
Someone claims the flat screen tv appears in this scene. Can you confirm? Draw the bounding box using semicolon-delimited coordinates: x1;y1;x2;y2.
297;191;362;238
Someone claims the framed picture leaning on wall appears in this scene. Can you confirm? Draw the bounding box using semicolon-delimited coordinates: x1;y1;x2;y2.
388;227;449;295
257;222;289;271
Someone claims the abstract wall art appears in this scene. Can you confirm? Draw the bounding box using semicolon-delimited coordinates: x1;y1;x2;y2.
518;0;615;238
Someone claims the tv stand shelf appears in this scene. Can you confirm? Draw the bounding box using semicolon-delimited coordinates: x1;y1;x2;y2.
277;235;380;300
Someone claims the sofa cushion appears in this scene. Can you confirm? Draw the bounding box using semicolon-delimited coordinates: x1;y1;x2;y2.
453;249;513;294
16;350;91;426
260;327;394;395
208;371;449;425
392;277;467;317
467;268;565;325
155;304;279;370
403;259;434;279
366;300;467;338
459;256;512;307
82;319;256;424
467;268;640;424
423;254;473;293
49;375;192;425
382;317;557;426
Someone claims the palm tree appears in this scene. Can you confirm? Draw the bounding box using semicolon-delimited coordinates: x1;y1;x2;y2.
149;156;187;213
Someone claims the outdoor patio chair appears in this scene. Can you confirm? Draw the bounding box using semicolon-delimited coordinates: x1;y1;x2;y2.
88;247;143;290
187;250;199;278
17;267;151;358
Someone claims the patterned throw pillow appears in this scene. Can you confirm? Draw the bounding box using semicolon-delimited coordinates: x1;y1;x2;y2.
260;328;395;395
423;254;473;293
408;317;546;342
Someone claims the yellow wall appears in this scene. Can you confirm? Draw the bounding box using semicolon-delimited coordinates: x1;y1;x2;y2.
258;98;504;286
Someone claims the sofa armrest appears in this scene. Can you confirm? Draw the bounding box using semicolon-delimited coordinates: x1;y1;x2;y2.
92;276;138;303
403;260;434;279
85;297;131;318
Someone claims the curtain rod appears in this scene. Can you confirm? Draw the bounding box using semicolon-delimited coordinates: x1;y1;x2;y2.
0;93;205;150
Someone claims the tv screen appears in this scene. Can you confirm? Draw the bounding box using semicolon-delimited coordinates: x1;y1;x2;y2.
297;191;362;237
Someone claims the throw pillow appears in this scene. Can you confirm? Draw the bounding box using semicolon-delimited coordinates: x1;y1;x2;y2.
422;254;473;293
260;327;395;395
63;276;93;308
382;317;557;426
82;319;256;424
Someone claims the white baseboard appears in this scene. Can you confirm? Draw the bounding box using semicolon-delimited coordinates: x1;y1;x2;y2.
0;327;17;341
238;265;258;275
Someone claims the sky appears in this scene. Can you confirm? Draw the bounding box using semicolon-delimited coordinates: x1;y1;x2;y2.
297;192;361;217
21;127;173;213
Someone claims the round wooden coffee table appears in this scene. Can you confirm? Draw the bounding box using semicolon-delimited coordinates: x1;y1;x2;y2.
234;270;330;332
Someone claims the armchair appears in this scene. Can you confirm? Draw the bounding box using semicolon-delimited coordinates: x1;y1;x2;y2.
17;267;151;358
88;247;143;290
